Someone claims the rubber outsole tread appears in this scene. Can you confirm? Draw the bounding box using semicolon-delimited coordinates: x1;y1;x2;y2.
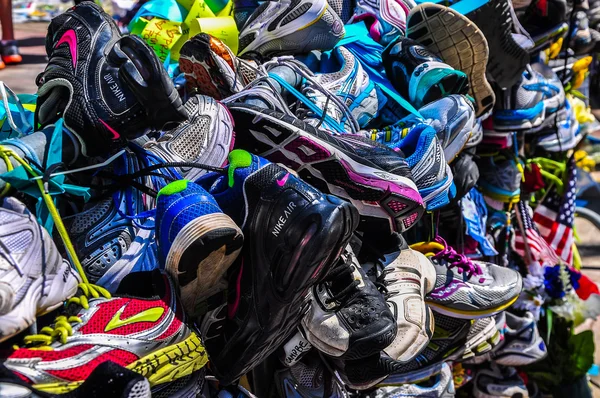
407;4;495;117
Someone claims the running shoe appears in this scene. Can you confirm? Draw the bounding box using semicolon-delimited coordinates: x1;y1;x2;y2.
449;147;479;203
363;362;455;398
361;244;436;364
0;361;151;398
155;180;243;316
274;349;347;398
492;311;547;366
301;248;397;360
531;101;581;153
227;103;424;233
352;0;415;42
233;0;260;28
419;94;476;162
179;34;258;100
473;363;529;398
0;40;22;65
466;117;483;148
302;46;379;130
144;95;235;181
460;315;503;360
406;3;495;116
237;0;345;58
493;64;565;131
196;149;359;385
36;2;187;157
453;0;529;89
378;123;455;210
411;236;523;318
478;155;522;203
329;0;357;22
4;270;208;393
340;311;471;388
0;197;80;342
382;37;469;109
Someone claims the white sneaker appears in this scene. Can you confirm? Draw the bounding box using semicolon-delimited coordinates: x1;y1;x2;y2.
363;245;437;363
0;197;80;342
473;363;529;398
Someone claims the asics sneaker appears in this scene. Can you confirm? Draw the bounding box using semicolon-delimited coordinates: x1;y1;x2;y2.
492;311;547;366
144;95;235;181
340;311;471;388
196;150;359;385
4;271;208;393
237;0;345;58
478;155;522;203
301;248;397;360
303;46;379;130
35;2;187;157
227;103;424;233
493;64;565;131
179;34;258;100
382;36;469;109
0;197;80;342
361;244;437;364
406;3;495;116
377;123;455;210
0;361;152;398
411;237;523;318
155;180;243;316
363;362;455;398
418;94;476;162
473;363;529;398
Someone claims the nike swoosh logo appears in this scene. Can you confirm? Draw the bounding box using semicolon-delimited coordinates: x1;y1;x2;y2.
105;304;165;332
55;29;77;69
99;118;121;140
277;172;290;187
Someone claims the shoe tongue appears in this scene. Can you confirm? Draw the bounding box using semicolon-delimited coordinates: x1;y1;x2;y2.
2;197;28;214
227;149;253;187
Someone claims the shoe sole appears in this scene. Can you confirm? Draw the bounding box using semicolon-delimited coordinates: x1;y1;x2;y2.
228;104;424;233
166;213;243;316
427;293;520;319
454;0;529;89
34;332;208;394
179;34;238;100
407;3;495;117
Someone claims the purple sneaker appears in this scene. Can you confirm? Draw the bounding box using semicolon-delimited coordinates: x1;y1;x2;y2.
227;103;425;233
411;237;523;319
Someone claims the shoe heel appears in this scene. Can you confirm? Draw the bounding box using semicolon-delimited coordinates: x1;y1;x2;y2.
166;213;243;315
411;66;469;107
110;36;188;129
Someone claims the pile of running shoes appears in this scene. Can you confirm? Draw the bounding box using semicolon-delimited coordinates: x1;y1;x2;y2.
0;0;598;396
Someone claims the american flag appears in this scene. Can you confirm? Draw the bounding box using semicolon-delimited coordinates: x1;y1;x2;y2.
532;157;577;265
513;199;561;266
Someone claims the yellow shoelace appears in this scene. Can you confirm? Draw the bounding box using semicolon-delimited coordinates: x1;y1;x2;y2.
0;145;112;347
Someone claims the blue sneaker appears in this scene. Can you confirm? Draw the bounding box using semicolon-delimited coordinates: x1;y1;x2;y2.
195;149;359;385
493;63;565;131
155;180;243;315
478;156;522;204
369;123;455;210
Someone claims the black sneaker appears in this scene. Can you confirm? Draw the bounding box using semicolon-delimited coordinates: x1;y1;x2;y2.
0;361;151;398
195;150;359;385
301;247;397;360
35;2;187;157
227;103;425;235
338;312;471;389
382;37;469;109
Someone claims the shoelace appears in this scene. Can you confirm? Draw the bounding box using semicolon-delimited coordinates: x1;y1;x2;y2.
0;145;117;347
432;236;483;280
367;120;415;144
320;253;359;305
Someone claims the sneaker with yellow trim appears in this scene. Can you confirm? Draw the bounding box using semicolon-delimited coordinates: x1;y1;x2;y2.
411;237;522;319
3;270;208;394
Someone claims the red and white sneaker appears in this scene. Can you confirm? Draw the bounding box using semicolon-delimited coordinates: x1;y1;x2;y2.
4;270;208;395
